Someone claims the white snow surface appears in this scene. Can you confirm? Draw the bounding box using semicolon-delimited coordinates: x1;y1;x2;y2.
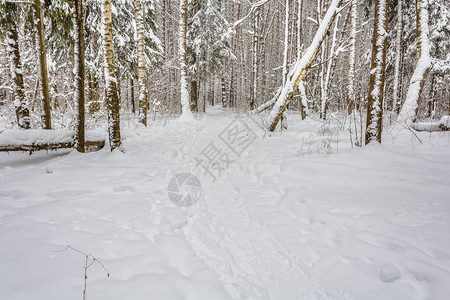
1;108;450;300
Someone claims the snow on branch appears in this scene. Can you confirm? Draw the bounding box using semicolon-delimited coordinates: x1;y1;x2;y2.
397;0;431;127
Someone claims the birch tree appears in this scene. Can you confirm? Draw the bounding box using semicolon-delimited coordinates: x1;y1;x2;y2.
34;0;52;129
282;0;290;85
103;0;121;150
346;0;357;115
297;0;309;120
179;0;193;120
281;0;290;129
397;0;431;125
73;0;85;152
321;13;340;120
365;0;389;144
134;0;148;126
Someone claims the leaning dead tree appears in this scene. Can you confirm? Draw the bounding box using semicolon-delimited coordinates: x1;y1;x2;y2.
397;0;431;127
266;0;344;132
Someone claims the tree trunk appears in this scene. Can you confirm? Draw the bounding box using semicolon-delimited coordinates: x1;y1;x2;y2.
296;0;308;119
282;0;290;85
221;78;226;108
298;81;309;119
131;79;135;114
267;0;343;132
365;0;389;144
250;7;259;111
347;0;357;115
162;0;166;59
321;13;340;120
179;0;193;119
103;0;121;150
190;79;198;112
134;0;148;126
6;4;31;129
392;0;402;115
73;0;85;151
297;0;303;60
34;0;52;129
397;0;431;125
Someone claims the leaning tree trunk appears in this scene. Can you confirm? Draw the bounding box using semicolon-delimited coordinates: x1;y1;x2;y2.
134;0;148;126
103;0;121;150
365;0;389;144
267;0;343;132
73;0;85;152
397;0;431;126
178;0;193;119
34;0;52;129
6;4;31;129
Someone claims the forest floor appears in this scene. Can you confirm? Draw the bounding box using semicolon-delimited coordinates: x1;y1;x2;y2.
1;106;450;300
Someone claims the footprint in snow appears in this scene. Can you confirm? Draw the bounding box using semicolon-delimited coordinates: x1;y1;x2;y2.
379;264;401;283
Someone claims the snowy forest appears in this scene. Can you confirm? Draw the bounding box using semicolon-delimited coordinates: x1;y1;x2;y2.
0;0;450;299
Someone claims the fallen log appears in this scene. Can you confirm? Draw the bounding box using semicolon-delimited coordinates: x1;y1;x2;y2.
411;116;450;132
0;140;105;154
0;129;105;154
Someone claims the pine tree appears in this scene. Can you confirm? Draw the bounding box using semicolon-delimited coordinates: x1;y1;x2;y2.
186;0;234;111
1;3;31;129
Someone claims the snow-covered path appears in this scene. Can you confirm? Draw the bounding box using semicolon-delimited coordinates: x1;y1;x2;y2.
1;108;450;300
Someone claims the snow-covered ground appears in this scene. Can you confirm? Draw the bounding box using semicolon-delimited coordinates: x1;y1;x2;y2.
1;107;449;300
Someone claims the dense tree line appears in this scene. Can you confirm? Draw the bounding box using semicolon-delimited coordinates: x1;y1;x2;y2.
0;0;448;150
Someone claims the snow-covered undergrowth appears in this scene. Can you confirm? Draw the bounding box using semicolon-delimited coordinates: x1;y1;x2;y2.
1;107;449;300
